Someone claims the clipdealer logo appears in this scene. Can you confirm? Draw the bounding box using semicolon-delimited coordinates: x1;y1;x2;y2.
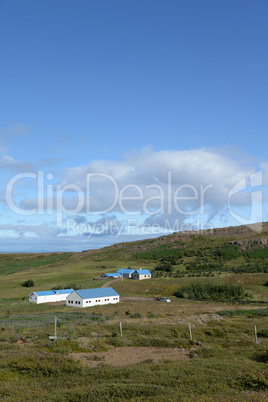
5;169;264;235
228;170;263;232
5;171;213;229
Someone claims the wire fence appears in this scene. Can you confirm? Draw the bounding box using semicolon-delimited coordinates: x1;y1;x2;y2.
0;312;105;330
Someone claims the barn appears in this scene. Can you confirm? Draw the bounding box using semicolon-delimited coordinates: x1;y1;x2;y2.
66;287;120;308
29;289;74;304
132;269;151;280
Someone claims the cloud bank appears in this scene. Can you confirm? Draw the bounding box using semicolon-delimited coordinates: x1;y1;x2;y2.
1;146;267;251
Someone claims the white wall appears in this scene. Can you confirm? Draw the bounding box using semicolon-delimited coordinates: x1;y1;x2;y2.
29;293;38;303
132;273;151;280
66;292;120;308
29;292;70;304
66;291;83;307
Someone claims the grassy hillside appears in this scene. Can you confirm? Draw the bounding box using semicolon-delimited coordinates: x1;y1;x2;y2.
0;223;268;400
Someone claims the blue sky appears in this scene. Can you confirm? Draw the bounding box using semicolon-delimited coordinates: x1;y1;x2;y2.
0;0;268;252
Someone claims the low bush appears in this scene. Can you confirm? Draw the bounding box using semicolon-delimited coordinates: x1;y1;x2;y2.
236;372;268;391
130;313;142;319
258;328;268;338
175;283;247;300
218;308;268;317
9;354;83;377
22;279;34;287
254;350;268;363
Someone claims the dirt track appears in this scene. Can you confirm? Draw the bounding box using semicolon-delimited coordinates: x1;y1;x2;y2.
70;346;189;367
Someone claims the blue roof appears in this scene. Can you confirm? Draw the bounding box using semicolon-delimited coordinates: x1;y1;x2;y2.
116;268;134;274
133;269;151;275
52;289;74;294
35;290;55;296
35;289;73;296
73;287;119;300
104;273;122;277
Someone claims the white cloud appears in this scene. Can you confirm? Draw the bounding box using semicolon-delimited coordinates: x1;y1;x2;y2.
3;147;268;244
0;154;34;172
0;223;61;237
60;147;258;217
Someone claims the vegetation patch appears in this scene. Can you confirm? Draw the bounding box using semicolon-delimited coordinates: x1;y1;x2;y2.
218;308;268;317
175;283;248;301
21;279;34;288
258;328;268;338
254;350;268;363
236;372;268;391
130;313;142;319
8;353;83;377
133;246;184;263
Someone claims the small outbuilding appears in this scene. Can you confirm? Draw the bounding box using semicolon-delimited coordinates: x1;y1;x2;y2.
29;289;74;304
66;287;120;308
116;268;135;278
132;269;151;280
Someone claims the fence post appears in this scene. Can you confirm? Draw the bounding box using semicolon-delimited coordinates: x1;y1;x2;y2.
55;316;57;338
254;325;258;344
120;322;122;338
189;323;192;341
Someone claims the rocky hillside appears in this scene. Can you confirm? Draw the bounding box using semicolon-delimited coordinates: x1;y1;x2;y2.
80;222;268;260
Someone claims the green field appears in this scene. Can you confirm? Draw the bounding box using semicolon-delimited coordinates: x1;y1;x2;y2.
0;227;268;400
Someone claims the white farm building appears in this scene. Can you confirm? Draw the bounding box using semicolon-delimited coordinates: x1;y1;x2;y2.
116;268;135;278
115;268;151;280
66;287;119;308
29;289;74;304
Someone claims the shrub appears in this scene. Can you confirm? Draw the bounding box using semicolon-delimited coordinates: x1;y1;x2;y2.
258;328;268;338
171;329;180;338
22;279;34;287
237;372;268;391
9;354;83;377
130;313;142;319
175;283;247;301
254;350;268;363
213;244;240;260
155;262;173;272
204;328;227;337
